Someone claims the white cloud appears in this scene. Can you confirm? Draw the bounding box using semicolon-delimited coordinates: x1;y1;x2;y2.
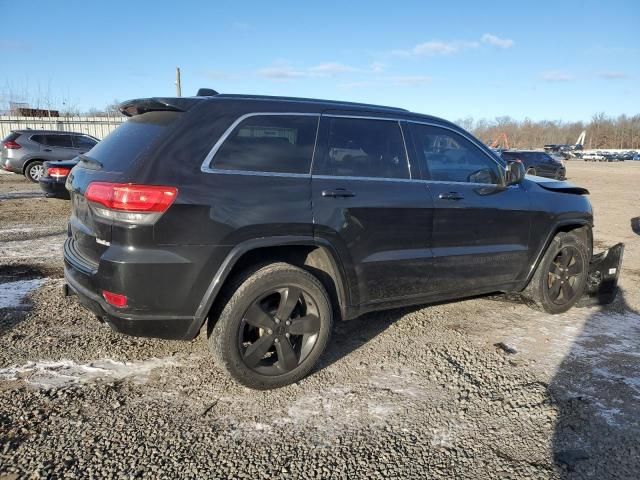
599;71;627;80
389;75;432;86
258;61;360;80
308;62;358;75
541;71;574;82
391;34;513;57
481;34;514;49
393;40;479;57
370;61;386;73
257;63;307;79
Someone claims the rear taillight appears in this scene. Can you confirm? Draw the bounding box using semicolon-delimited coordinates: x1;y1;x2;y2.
48;167;71;178
2;140;21;149
85;182;178;225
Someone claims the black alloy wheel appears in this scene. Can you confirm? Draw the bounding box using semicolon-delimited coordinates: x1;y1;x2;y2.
546;245;585;306
239;286;321;375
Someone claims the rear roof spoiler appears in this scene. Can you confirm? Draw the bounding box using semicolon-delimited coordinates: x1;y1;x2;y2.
118;97;202;117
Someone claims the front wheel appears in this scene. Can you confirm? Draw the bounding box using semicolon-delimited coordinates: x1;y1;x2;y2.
524;231;589;314
209;262;333;389
526;167;536;176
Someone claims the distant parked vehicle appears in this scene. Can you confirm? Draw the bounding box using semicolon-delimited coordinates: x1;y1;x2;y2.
1;130;98;182
39;158;78;199
582;152;604;161
500;150;566;179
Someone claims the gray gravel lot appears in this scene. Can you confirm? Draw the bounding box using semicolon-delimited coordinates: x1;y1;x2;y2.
1;163;639;479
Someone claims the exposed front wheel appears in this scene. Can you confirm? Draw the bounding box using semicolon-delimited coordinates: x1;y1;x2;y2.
209;262;333;389
25;161;44;182
524;231;589;314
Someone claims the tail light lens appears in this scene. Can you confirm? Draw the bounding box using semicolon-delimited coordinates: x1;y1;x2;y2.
85;182;178;225
2;140;21;149
102;290;128;308
48;167;71;178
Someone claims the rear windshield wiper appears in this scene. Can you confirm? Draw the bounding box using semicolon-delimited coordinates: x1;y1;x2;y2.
78;154;103;170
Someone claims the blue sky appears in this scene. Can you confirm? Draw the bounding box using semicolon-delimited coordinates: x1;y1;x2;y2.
1;0;638;121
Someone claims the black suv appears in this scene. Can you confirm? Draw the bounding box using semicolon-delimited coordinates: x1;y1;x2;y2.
500;150;566;179
63;92;616;389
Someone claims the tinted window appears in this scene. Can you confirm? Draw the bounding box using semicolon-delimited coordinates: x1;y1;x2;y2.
74;135;98;150
212;115;319;174
318;117;408;179
30;134;47;145
410;124;501;184
45;135;74;148
84;111;180;172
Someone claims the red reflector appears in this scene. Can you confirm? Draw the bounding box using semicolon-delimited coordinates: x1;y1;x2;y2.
102;290;128;308
48;167;71;178
3;140;21;149
85;183;178;212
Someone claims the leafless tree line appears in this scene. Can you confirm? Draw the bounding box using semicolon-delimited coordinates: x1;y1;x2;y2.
457;113;640;150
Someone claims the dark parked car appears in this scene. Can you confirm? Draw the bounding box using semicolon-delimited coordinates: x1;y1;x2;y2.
63;91;621;389
1;130;98;182
39;158;78;198
500;150;566;179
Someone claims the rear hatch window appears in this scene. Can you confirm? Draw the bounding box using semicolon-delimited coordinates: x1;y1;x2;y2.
81;111;181;172
2;132;20;143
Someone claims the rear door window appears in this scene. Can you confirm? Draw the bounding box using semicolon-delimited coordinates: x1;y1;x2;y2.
410;124;502;184
315;117;409;179
44;135;74;148
30;134;47;145
73;135;98;150
210;114;319;174
84;111;180;172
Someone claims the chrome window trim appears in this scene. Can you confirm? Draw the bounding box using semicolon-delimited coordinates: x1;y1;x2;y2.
200;112;320;174
405;119;506;183
319;114;412;180
312;174;419;183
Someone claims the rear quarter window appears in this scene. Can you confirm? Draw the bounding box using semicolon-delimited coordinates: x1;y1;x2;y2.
83;111;181;172
210;114;319;174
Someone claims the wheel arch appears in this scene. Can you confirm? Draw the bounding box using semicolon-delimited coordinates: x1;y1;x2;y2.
521;220;592;290
189;236;353;338
22;158;45;174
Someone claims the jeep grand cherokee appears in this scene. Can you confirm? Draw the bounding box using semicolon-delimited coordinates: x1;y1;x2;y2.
63;91;621;389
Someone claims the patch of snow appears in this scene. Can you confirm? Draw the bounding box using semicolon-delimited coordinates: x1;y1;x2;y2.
0;278;44;308
0;357;181;389
0;234;65;259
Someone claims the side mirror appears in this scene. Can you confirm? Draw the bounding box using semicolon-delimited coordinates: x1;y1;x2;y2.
505;160;526;185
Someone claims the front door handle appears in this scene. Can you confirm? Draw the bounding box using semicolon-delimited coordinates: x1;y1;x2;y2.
322;188;356;198
43;148;52;152
438;192;464;201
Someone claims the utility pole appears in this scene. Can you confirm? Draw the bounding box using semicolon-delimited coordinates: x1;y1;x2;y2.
175;67;182;97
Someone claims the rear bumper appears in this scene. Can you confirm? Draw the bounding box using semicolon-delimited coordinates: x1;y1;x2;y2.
2;158;22;173
39;177;70;199
63;238;207;340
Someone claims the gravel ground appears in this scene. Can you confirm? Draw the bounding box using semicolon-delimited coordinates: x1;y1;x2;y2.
0;163;639;479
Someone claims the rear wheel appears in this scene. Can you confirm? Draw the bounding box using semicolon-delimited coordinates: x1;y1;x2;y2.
25;161;44;182
524;231;589;314
209;262;333;389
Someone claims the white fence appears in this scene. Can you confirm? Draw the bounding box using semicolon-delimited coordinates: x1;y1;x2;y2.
0;115;126;140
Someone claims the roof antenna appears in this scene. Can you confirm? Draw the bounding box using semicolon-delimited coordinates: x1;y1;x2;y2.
197;88;219;97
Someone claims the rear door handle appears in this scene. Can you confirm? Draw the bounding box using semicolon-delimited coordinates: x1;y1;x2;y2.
43;148;52;152
438;192;464;201
322;188;356;198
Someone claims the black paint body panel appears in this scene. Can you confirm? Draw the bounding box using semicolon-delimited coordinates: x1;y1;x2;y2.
63;95;593;339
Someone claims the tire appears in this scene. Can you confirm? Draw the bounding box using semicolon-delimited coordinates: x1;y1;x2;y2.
208;262;333;389
24;161;44;182
526;167;536;176
524;231;589;314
